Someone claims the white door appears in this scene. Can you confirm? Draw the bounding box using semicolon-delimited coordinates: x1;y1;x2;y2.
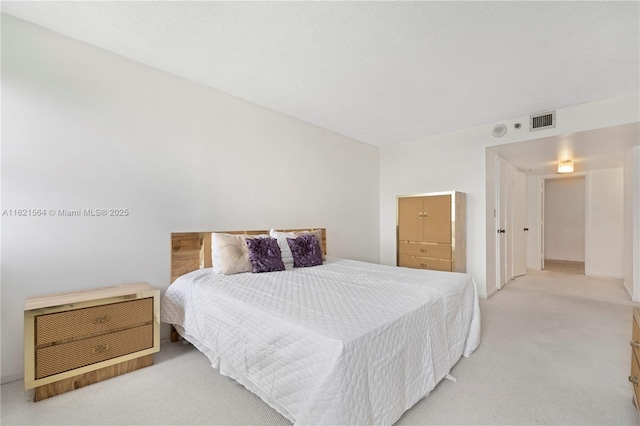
512;171;527;277
496;157;508;289
505;165;514;281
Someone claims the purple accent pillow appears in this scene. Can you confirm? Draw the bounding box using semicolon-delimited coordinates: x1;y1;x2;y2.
246;237;285;273
286;234;323;268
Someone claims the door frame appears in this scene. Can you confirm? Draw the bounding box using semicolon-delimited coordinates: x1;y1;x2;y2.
537;172;588;272
512;171;527;277
495;156;514;289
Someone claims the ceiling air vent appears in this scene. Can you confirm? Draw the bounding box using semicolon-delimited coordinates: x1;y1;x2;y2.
529;110;556;131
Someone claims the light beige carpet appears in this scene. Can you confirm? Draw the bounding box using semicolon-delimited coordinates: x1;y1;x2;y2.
2;269;638;425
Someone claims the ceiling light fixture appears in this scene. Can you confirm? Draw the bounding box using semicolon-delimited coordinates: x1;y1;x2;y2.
557;160;574;174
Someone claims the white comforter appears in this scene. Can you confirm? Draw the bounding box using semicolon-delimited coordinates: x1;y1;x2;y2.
161;258;480;425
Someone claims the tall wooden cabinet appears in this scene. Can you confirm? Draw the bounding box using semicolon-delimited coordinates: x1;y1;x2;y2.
397;191;466;272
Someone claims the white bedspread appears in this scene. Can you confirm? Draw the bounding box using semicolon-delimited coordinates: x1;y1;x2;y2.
162;258;480;425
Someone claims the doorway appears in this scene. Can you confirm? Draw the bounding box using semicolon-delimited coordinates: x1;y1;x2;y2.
542;176;586;274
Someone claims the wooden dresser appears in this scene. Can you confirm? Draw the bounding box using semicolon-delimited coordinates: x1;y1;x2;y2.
397;191;466;272
630;307;640;413
24;282;160;401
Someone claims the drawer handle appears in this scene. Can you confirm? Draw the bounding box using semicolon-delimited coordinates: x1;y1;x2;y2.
629;376;638;385
94;315;110;324
631;340;640;349
92;344;110;354
420;263;427;268
420;248;427;253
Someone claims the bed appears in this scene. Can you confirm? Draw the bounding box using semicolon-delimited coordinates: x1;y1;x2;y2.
161;229;480;425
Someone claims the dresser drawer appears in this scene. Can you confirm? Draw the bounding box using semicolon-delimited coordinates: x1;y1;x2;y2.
397;242;451;260
631;351;640;408
632;309;640;362
36;298;153;345
36;324;153;379
399;255;452;272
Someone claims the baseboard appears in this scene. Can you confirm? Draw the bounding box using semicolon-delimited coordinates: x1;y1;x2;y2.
585;272;624;279
545;259;585;264
486;287;499;299
1;373;23;385
623;281;640;302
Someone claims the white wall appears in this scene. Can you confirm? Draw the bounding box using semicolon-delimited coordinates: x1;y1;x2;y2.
585;169;624;278
381;97;639;299
1;15;380;383
624;146;640;300
544;177;585;262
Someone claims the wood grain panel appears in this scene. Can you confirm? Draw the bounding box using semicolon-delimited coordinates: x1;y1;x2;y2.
422;194;452;243
397;242;451;260
398;255;452;272
171;233;202;283
398;197;424;241
203;233;212;268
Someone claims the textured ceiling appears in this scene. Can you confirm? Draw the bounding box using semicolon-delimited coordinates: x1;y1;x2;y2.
1;1;638;146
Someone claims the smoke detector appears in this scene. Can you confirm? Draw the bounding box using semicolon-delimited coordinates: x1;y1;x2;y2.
492;124;507;138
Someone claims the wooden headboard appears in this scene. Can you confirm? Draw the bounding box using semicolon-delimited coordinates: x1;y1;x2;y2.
170;229;326;283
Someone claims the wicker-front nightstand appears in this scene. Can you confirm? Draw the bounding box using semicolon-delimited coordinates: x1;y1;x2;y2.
24;282;160;401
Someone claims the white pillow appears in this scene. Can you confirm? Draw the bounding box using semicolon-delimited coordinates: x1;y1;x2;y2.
212;233;268;274
269;229;295;265
218;233;253;275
